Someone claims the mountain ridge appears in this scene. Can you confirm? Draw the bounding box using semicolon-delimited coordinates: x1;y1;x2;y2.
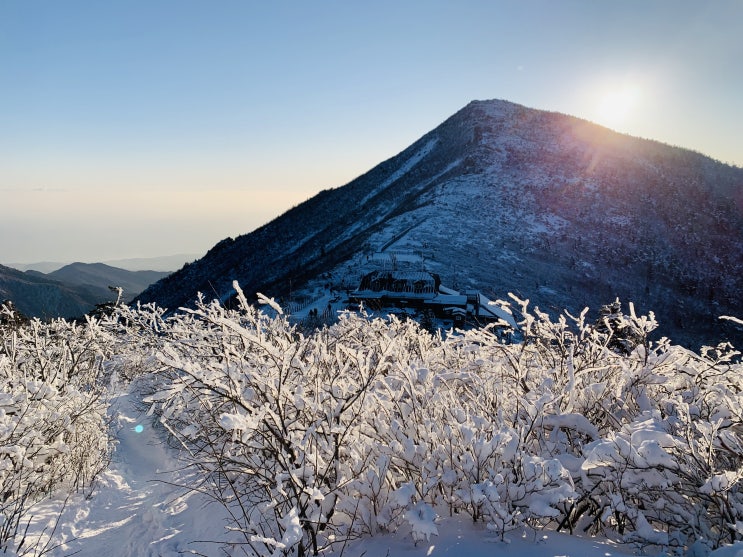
1;262;170;319
0;263;112;319
136;99;743;348
9;253;199;273
47;262;169;302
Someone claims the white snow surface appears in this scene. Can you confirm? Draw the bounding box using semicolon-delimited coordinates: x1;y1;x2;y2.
24;392;236;557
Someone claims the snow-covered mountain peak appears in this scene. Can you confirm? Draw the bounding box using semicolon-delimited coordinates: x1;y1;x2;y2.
136;99;743;348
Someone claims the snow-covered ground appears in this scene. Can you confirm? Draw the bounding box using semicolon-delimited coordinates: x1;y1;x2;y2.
26;392;235;557
337;519;640;557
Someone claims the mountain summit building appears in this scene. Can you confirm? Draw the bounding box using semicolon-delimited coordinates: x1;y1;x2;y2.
350;270;518;330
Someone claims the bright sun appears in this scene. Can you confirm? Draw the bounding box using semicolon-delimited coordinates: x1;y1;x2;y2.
594;84;641;130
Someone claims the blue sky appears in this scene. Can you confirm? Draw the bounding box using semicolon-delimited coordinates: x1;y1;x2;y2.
1;1;741;263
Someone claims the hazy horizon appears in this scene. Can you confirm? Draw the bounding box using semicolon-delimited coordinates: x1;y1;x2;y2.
2;1;741;263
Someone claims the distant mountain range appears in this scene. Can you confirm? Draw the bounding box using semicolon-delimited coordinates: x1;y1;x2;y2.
1;262;170;319
127;98;740;348
9;253;200;273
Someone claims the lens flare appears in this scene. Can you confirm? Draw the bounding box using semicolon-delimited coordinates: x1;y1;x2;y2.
134;424;144;433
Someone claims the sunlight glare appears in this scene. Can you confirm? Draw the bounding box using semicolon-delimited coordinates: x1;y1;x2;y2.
594;83;641;130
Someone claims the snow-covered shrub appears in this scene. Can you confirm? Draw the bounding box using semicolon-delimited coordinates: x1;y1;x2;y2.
144;286;407;557
0;306;111;554
448;298;742;551
135;290;742;554
99;302;170;383
594;299;654;356
532;317;743;551
344;309;577;542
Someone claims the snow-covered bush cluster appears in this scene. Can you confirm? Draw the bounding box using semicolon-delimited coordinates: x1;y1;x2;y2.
0;305;111;554
1;288;741;556
130;286;743;556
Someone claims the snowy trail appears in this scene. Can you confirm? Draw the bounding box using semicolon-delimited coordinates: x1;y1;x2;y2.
31;393;229;557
